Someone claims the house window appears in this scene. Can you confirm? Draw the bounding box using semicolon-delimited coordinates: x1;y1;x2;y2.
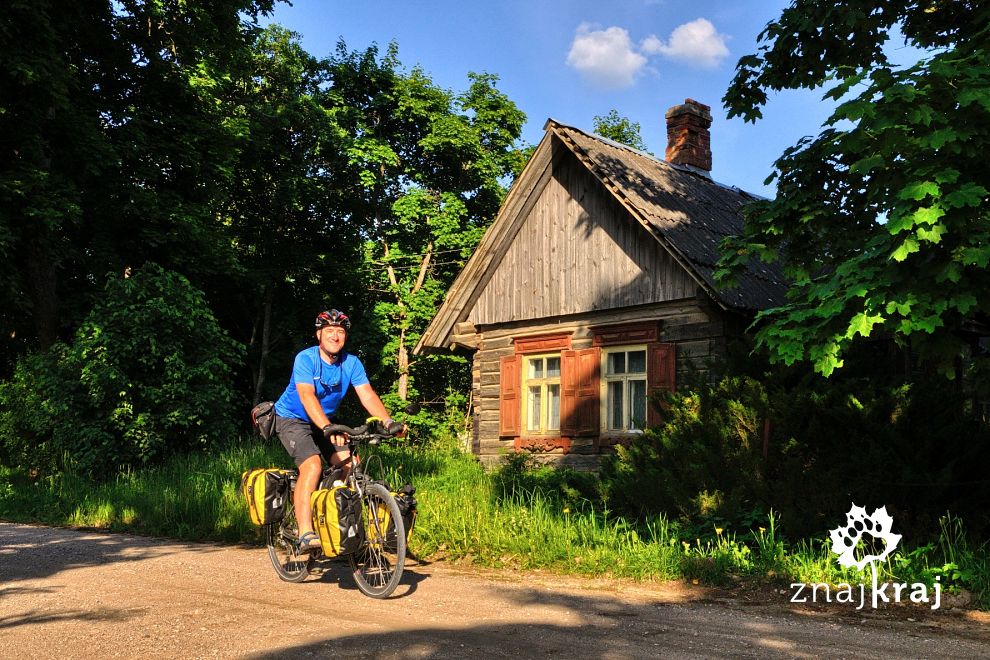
602;346;647;432
524;354;561;433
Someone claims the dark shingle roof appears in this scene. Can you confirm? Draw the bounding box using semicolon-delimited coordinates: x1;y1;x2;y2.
552;121;787;311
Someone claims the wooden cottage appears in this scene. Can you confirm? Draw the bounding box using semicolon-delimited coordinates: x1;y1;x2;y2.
415;99;787;468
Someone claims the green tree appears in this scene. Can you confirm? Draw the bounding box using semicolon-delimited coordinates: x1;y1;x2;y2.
367;71;526;404
321;44;526;406
0;0;275;363
222;26;359;404
0;264;242;476
719;1;990;378
593;109;651;153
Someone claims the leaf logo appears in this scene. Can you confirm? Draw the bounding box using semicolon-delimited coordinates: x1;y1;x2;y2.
829;504;902;571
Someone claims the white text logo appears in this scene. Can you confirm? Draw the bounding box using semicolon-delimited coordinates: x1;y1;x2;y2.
791;504;941;610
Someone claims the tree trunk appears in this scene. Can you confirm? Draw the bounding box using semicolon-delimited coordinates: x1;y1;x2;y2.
26;238;59;349
252;283;274;406
413;240;433;292
25;141;59;349
383;243;408;401
384;241;432;402
397;327;409;401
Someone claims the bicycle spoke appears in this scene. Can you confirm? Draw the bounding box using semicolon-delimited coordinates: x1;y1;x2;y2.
266;483;310;583
348;482;405;598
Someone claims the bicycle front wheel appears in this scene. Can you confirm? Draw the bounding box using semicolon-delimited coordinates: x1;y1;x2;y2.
267;496;310;582
349;482;405;598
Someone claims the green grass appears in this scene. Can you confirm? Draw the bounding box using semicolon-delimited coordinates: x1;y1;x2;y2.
1;436;987;608
0;438;292;543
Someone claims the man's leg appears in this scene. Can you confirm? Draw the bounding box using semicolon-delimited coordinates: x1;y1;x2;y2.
276;415;325;546
330;448;352;483
295;453;321;536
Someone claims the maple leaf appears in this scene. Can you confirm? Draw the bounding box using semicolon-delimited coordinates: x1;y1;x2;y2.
829;504;903;571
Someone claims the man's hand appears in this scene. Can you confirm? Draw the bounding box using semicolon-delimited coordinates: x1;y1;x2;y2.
386;420;406;437
322;425;347;446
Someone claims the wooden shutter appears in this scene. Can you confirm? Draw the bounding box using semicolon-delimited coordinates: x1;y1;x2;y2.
561;348;600;436
560;351;578;435
499;355;522;437
647;342;676;427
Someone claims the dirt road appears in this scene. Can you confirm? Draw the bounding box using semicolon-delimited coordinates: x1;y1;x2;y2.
1;522;988;659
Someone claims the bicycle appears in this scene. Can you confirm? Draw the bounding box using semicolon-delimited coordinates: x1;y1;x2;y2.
266;419;408;598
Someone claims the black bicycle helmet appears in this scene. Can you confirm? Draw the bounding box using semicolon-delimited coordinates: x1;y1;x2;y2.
315;308;351;331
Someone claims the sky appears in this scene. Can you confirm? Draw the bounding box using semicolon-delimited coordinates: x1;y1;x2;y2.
264;0;838;197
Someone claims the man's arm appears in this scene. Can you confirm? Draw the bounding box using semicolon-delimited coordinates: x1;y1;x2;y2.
354;383;391;422
297;382;332;429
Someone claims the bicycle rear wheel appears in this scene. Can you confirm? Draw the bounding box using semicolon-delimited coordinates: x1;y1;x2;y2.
349;482;405;598
267;495;311;582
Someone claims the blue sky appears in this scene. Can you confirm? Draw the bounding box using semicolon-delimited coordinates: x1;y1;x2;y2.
266;0;837;197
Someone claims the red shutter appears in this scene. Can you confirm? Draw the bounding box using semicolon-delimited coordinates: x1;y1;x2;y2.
560;350;578;435
576;348;601;435
499;355;522;437
562;347;600;436
647;342;676;427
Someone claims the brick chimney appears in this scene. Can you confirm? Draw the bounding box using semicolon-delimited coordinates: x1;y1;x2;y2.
665;99;712;174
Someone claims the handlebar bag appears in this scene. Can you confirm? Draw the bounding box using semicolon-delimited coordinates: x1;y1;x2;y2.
311;485;365;557
251;401;277;440
241;468;290;526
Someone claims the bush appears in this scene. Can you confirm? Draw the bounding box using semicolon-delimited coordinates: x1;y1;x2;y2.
0;347;82;473
492;450;601;510
0;264;243;477
768;374;990;540
599;376;770;533
600;370;990;542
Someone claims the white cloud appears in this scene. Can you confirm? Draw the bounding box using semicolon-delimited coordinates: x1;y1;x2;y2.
640;35;664;55
642;18;730;69
566;23;648;89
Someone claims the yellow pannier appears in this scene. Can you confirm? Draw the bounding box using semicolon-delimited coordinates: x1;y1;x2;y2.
241;468;290;526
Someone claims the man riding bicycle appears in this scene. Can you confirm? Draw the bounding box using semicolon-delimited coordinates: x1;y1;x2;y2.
273;309;402;553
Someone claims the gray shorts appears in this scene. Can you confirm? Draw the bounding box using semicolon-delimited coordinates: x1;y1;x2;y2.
275;414;342;466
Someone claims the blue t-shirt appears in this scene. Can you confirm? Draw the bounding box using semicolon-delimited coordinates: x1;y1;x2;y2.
274;347;370;422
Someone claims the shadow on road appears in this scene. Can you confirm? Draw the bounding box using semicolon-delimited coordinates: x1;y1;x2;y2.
307;556;431;598
244;578;990;659
0;606;142;631
0;522;222;583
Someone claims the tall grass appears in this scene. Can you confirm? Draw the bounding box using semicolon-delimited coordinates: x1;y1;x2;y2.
413;466;683;579
1;436;987;607
0;438;291;543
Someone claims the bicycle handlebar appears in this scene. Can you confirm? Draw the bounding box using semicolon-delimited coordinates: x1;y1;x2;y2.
324;419;405;445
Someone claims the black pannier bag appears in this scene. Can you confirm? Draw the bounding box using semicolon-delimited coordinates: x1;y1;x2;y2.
241;468;290;526
371;483;417;553
390;484;417;551
251;401;276;440
311;485;365;557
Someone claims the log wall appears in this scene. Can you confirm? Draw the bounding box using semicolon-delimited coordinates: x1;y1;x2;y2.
470;300;732;469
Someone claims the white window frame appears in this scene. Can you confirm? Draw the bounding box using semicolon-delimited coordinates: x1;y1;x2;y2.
522;353;561;435
600;345;648;433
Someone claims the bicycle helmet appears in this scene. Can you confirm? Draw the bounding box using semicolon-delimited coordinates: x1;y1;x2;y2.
315;308;351;331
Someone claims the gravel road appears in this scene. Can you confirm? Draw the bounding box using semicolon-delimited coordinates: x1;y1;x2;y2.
1;522;988;659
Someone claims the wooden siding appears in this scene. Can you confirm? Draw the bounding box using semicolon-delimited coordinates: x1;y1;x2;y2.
470;301;725;468
468;141;697;327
